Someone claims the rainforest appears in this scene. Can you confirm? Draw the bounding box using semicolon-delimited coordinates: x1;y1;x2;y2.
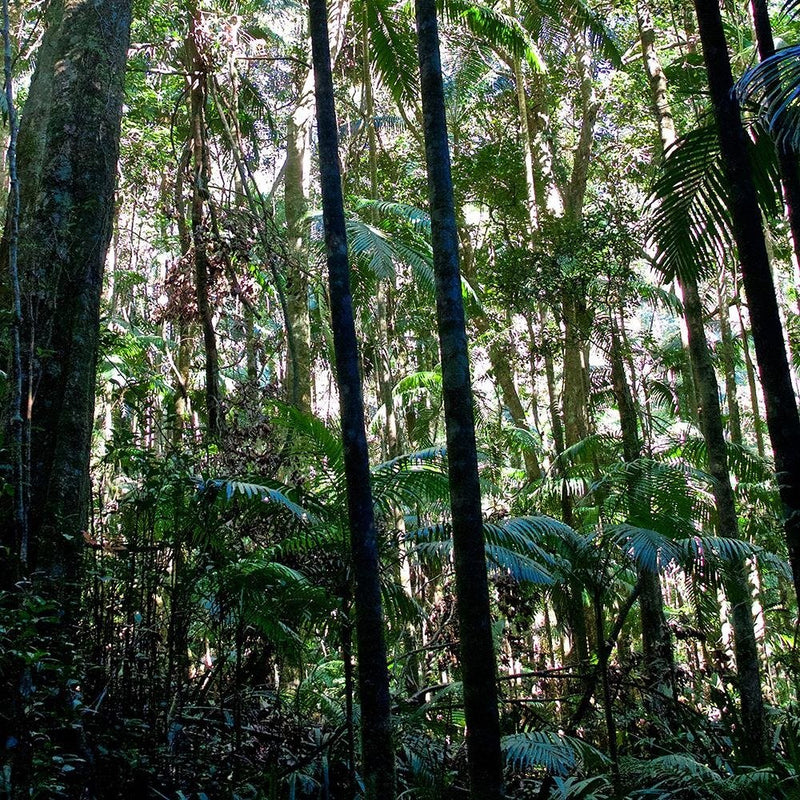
2;0;800;797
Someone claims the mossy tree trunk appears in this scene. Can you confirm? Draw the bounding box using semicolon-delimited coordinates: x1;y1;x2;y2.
6;0;131;588
1;0;131;793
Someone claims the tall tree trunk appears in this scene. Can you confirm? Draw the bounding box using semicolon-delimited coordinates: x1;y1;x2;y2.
415;0;504;795
308;0;395;795
735;296;767;457
285;108;314;412
284;0;350;411
693;0;800;611
717;272;743;445
8;0;131;585
640;0;764;753
1;0;131;793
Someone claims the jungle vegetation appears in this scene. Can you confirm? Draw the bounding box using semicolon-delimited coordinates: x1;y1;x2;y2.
3;0;800;797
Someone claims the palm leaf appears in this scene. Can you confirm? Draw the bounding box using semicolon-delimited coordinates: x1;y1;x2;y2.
737;44;800;150
442;0;545;72
503;731;609;776
646;121;782;284
605;523;681;572
367;0;420;105
523;0;622;67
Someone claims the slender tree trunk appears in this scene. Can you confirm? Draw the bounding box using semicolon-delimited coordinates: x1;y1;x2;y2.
640;2;765;755
682;276;767;765
693;0;800;611
3;0;25;577
415;0;504;795
736;297;767;457
285;109;314;412
308;1;395;794
717;273;743;445
284;0;350;411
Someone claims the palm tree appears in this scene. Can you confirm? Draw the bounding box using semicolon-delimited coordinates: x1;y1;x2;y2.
415;0;504;796
307;0;395;793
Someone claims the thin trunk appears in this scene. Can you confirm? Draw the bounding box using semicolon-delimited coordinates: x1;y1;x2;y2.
415;0;504;795
285;111;313;412
682;274;767;765
717;273;743;445
736;298;767;457
308;1;394;795
3;0;25;576
610;319;676;706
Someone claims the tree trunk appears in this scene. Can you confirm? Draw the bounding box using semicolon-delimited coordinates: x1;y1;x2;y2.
8;0;131;584
610;319;676;706
415;0;504;795
717;272;743;445
693;0;800;612
308;0;395;795
284;0;350;412
285;109;314;413
681;275;767;765
1;0;131;793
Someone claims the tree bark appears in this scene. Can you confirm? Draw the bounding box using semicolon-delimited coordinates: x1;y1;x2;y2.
1;0;131;793
308;0;395;794
693;0;800;613
415;0;504;795
7;0;131;584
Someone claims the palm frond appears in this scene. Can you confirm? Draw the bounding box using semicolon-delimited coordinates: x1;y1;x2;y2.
442;0;545;72
605;523;681;572
679;535;757;566
503;730;608;776
520;0;621;66
737;44;800;150
646;122;782;283
208;478;315;522
366;0;420;105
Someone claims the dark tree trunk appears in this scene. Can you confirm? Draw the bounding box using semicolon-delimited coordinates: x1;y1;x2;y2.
750;0;800;275
415;0;504;796
307;0;395;795
693;0;800;613
609;320;676;707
